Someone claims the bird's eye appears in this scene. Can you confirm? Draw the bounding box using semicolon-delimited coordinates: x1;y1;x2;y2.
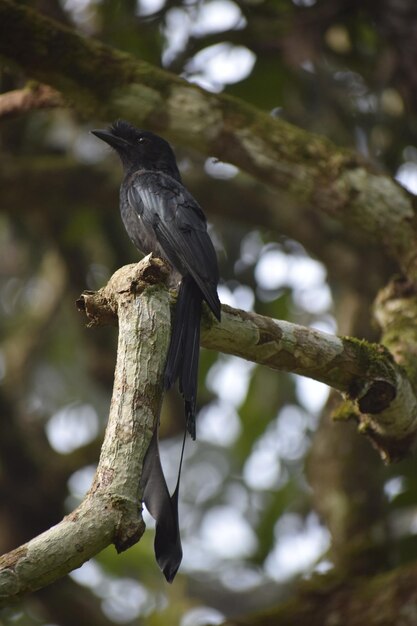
138;136;148;144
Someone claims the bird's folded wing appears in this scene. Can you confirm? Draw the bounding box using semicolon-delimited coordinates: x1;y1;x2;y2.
127;173;221;319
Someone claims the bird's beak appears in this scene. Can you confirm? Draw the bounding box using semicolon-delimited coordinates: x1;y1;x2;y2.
91;129;129;150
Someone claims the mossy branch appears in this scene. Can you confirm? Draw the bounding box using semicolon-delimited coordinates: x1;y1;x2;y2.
0;256;171;607
1;0;417;276
78;261;417;462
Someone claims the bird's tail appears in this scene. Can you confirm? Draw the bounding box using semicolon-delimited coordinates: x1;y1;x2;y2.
164;275;203;439
142;427;183;583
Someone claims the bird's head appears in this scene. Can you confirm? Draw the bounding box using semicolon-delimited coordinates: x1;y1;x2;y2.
91;120;181;180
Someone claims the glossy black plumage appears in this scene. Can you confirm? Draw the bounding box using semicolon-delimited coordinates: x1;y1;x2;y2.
92;120;220;582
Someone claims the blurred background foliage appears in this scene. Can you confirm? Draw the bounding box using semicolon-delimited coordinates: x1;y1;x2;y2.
1;0;417;624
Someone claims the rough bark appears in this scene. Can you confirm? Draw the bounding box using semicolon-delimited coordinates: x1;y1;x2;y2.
0;256;171;607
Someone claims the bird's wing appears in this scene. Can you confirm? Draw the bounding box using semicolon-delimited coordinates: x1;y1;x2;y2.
127;171;220;318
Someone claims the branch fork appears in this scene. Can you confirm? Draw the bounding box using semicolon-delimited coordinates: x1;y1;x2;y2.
1;255;416;605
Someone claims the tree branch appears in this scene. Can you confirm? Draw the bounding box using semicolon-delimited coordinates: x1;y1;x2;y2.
1;1;417;276
0;83;62;118
0;256;171;606
203;308;417;462
77;262;417;462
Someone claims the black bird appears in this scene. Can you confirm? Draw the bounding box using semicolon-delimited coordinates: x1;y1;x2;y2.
92;120;221;581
